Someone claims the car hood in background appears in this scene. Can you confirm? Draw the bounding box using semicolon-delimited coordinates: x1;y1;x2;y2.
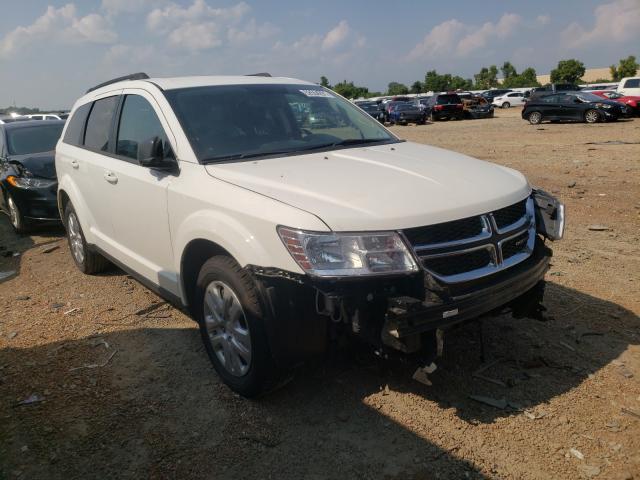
205;141;531;231
8;151;57;179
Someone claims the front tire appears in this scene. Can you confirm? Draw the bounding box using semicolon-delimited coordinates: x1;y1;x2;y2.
528;111;542;125
584;109;600;124
64;203;110;274
7;194;27;234
195;256;282;398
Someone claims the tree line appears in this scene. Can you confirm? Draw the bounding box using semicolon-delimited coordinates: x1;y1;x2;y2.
323;55;638;99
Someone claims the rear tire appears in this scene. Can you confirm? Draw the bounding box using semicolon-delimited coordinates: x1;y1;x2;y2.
64;203;110;274
195;256;283;398
584;109;600;124
502;102;511;109
528;111;542;125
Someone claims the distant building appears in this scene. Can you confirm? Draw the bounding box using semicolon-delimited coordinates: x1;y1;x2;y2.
536;67;640;85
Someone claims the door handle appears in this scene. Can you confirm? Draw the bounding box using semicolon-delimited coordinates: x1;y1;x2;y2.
70;160;79;169
103;171;118;184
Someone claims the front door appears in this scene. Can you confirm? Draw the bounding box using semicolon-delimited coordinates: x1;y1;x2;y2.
100;91;179;293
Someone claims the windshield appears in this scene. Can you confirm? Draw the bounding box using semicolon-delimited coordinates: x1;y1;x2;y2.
165;84;397;162
7;124;63;155
576;93;609;102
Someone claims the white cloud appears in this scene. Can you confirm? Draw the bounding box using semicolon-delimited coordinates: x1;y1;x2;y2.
536;14;551;26
456;13;521;56
101;0;154;16
227;19;279;45
407;19;466;60
407;13;521;60
273;20;365;65
0;4;117;58
146;0;274;51
563;0;640;48
322;20;350;51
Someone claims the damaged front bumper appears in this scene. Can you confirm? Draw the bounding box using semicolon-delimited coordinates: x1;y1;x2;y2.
248;191;563;365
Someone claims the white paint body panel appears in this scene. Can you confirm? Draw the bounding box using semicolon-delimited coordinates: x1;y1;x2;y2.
205;141;531;231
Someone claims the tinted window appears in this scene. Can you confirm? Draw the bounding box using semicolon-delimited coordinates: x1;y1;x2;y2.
624;79;640;88
0;130;5;156
6;124;64;155
436;94;461;104
116;95;173;161
540;95;561;104
63;103;91;146
84;96;119;151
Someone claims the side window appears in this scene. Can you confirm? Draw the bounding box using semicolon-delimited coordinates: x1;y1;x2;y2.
115;95;174;162
541;95;558;104
84;96;119;152
63;103;92;146
0;131;5;157
625;79;639;88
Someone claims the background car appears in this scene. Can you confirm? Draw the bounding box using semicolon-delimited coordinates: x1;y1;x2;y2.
355;101;386;122
481;89;513;102
492;91;526;108
388;103;426;125
0;120;64;232
522;92;629;125
463;95;494;119
425;93;464;121
617;77;640;96
590;90;640;116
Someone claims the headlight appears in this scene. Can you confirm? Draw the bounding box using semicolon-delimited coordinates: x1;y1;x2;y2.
7;175;56;189
278;227;418;277
596;103;612;109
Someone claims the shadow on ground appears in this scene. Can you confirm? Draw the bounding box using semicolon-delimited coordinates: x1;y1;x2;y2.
0;215;64;284
1;279;637;479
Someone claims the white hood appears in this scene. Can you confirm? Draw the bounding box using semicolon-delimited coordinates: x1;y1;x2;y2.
205;141;531;231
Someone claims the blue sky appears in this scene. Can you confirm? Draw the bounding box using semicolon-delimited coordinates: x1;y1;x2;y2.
1;0;638;109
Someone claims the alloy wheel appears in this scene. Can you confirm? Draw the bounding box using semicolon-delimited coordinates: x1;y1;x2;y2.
585;110;599;123
7;196;19;229
203;280;252;377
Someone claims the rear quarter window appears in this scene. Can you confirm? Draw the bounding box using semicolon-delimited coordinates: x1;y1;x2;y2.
437;95;461;104
63;103;91;146
84;96;119;152
623;79;640;88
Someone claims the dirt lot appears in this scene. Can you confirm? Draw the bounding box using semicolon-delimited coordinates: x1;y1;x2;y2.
1;108;639;480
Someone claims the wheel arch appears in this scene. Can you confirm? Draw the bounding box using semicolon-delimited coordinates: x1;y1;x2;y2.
180;238;235;315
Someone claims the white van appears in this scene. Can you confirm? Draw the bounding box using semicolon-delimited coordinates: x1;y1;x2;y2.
617;77;640;96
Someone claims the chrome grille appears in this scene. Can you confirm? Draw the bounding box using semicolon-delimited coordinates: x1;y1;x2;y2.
404;197;535;283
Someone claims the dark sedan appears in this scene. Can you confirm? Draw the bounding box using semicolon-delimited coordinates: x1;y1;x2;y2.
388;103;426;125
0;120;64;232
355;101;385;123
522;92;631;125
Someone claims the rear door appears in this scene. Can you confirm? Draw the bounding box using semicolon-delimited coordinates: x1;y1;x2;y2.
81;93;122;244
99;90;178;290
508;92;525;106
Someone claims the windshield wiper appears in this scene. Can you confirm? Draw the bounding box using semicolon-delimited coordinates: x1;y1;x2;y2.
202;139;396;164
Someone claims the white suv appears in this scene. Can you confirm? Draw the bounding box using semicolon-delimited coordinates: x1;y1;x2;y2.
56;73;564;396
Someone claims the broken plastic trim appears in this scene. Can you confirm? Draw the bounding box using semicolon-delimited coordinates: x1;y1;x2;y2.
532;189;565;240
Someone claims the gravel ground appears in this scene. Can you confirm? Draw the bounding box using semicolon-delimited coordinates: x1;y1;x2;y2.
1;108;639;480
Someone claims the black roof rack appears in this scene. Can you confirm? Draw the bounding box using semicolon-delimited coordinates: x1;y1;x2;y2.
245;72;272;77
86;72;150;93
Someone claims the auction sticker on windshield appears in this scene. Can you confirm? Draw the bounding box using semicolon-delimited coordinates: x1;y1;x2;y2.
299;89;333;98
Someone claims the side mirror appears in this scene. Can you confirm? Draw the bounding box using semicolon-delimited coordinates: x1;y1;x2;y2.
138;136;176;170
573;98;581;104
